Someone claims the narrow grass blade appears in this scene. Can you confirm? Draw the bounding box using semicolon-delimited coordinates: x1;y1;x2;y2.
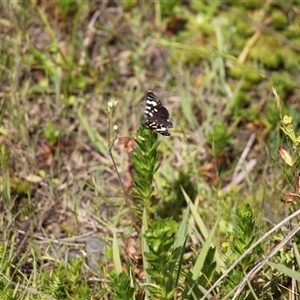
267;262;300;281
181;187;222;271
142;208;151;299
181;187;209;239
112;230;122;274
174;204;190;286
192;218;219;280
174;203;189;249
78;109;109;158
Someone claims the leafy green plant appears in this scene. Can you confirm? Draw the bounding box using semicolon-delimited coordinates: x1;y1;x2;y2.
110;124;192;299
43;122;61;144
111;272;135;300
143;218;180;299
38;258;90;299
206;122;233;157
0;241;15;299
202;112;300;300
223;204;262;294
55;0;79;19
131;126;160;214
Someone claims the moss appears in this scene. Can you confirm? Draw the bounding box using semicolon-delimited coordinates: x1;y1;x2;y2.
282;47;298;70
229;66;261;84
285;25;300;39
271;10;288;30
249;36;284;69
271;71;296;98
229;66;244;79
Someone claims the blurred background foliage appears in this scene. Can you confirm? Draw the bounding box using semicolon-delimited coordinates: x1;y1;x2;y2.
1;0;300;298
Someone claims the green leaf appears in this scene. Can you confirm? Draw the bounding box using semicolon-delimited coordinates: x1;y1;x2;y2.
267;262;300;282
192;218;219;280
112;272;135;300
112;230;122;274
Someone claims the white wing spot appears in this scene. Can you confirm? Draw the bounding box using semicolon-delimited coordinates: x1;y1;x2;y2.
147;100;158;107
155;127;167;131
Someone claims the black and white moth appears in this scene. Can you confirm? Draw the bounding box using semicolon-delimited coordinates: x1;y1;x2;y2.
142;90;173;136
